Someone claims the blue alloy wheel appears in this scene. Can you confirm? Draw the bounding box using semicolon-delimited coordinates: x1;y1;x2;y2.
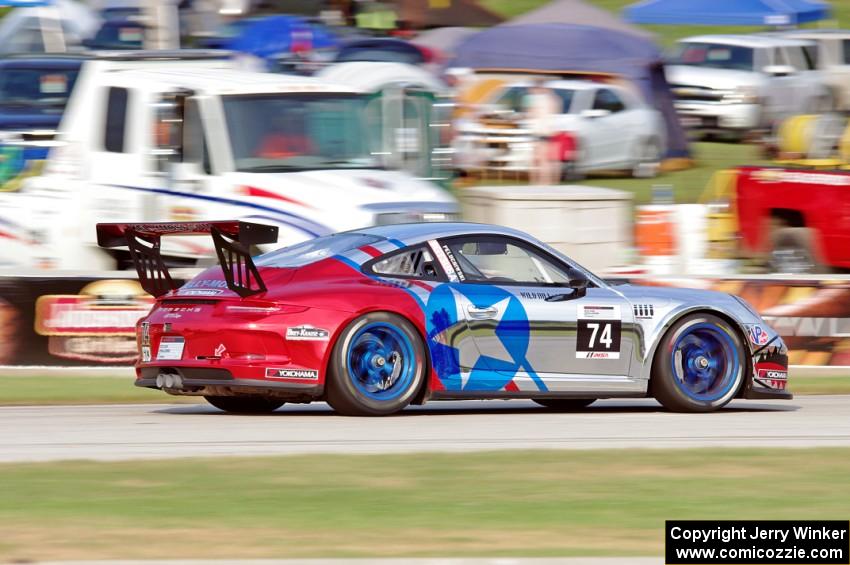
346;321;416;401
670;322;740;402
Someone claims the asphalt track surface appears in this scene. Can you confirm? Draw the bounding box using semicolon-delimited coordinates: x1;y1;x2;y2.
3;395;849;462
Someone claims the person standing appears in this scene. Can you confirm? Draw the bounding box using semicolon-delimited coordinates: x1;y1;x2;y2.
524;79;560;185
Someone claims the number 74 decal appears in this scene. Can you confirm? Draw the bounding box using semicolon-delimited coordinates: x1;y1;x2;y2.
576;305;622;359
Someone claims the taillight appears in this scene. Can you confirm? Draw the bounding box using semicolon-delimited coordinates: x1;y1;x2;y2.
223;302;308;315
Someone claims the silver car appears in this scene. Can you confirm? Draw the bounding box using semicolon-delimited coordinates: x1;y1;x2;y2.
104;220;791;416
667;34;832;137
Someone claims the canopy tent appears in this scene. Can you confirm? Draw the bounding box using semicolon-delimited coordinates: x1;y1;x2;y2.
509;0;652;39
226;15;338;63
450;23;689;158
624;0;831;26
412;26;478;59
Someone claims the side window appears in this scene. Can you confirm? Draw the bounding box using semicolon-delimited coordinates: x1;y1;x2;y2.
785;46;808;71
104;87;128;153
370;245;439;280
802;44;819;69
183;98;211;174
773;48;789;66
592;89;625;113
444;236;571;285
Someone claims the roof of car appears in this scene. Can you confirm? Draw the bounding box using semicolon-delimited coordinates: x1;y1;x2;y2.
679;34;815;48
352;222;536;246
776;29;850;38
0;54;89;67
106;67;360;95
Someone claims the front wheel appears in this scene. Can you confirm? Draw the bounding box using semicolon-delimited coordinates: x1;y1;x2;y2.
533;398;595;411
204;395;285;413
326;312;427;416
651;313;746;413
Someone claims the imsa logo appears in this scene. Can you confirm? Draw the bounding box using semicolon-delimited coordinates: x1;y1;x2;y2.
266;368;319;380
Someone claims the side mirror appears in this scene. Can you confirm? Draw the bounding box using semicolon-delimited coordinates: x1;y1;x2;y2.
580;109;611;119
763;64;795;77
569;272;589;298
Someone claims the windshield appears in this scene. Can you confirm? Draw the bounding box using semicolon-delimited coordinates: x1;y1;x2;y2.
492;86;575;114
673;43;755;71
222;93;378;172
0;67;79;110
255;233;382;267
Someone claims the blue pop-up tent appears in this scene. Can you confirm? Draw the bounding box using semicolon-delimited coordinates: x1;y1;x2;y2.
450;23;690;158
624;0;831;26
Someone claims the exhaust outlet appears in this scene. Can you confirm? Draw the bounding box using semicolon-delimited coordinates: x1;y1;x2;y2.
156;374;165;388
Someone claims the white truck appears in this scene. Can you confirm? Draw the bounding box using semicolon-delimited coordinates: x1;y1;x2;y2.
777;29;850;111
667;35;832;138
0;51;457;270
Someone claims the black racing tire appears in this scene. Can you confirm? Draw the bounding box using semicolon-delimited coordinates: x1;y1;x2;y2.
204;395;285;413
770;227;828;274
651;313;746;413
533;398;596;411
326;312;427;416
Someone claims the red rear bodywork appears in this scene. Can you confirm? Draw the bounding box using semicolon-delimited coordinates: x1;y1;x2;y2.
136;257;430;399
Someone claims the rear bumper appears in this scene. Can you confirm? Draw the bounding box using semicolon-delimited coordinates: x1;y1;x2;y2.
138;367;323;400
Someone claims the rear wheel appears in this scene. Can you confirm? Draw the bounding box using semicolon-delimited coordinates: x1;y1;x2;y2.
327;312;426;416
533;398;595;411
204;395;285;413
651;313;746;413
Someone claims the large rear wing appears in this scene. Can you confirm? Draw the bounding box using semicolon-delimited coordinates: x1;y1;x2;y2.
96;221;279;298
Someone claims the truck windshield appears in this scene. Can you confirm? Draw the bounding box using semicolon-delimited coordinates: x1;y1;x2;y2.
222;93;378;172
673;43;755;71
0;68;79;111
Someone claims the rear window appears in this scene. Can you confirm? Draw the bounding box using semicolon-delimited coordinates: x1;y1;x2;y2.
844;40;850;64
674;42;755;71
255;233;382;268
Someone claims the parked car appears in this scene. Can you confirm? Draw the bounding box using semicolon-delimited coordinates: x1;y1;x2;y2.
732;166;850;274
0;54;83;139
775;29;850;111
667;35;833;138
454;80;666;179
96;219;790;415
83;19;146;50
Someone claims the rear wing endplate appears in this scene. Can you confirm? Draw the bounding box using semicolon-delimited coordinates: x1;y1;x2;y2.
96;221;279;298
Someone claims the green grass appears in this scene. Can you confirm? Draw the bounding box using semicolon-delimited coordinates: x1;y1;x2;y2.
580;141;767;204
483;0;850;48
0;448;848;560
0;376;198;406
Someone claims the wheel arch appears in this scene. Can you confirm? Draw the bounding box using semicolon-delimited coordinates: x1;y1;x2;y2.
640;306;752;396
321;307;433;404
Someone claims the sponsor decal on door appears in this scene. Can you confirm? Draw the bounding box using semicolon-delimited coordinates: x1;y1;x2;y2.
576;305;622;360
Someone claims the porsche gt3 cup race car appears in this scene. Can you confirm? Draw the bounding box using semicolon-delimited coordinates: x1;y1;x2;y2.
97;220;790;416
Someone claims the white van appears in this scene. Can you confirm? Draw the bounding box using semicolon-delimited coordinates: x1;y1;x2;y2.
3;52;456;270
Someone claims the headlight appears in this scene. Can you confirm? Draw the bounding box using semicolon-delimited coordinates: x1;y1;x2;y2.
722;86;759;105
